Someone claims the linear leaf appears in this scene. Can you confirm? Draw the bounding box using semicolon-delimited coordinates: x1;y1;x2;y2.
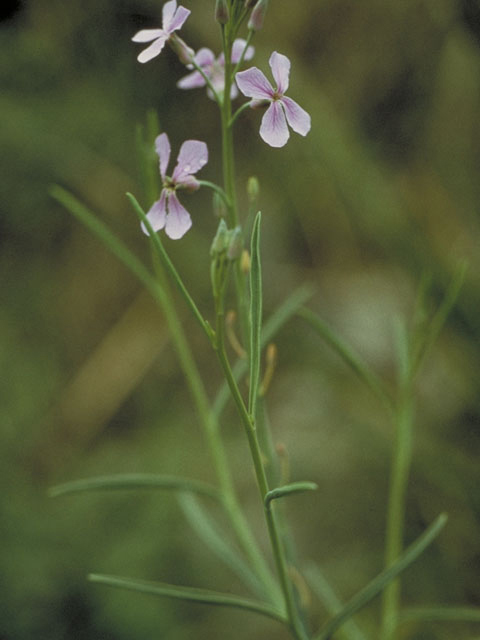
248;211;263;418
178;493;266;599
400;606;480;624
314;513;448;640
49;474;220;500
265;482;318;510
410;262;466;379
298;307;393;412
305;563;370;640
50;186;169;311
88;573;287;624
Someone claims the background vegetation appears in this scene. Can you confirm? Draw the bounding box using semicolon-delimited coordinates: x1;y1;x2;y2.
1;0;480;638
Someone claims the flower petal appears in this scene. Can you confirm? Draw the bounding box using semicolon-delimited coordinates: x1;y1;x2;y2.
137;36;167;63
194;47;215;68
155;133;171;180
132;29;164;43
269;51;290;94
162;0;177;29
260;101;289;147
235;67;274;100
142;192;167;233
232;39;255;64
165;193;192;239
281;96;311;136
169;5;191;32
173;140;208;182
177;70;206;90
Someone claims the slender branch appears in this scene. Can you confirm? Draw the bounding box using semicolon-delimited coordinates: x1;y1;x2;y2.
230;100;253;128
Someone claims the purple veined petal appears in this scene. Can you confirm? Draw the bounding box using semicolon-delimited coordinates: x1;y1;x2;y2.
165;192;192;239
194;47;215;68
169;5;191;32
269;51;290;94
142;191;167;234
137;36;168;63
162;0;177;30
231;39;255;64
281;96;311;136
235;67;274;100
260;100;290;147
155;133;171;180
172;140;208;182
177;70;207;90
132;29;164;43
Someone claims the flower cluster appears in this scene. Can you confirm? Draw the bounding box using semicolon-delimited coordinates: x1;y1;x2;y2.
132;0;311;238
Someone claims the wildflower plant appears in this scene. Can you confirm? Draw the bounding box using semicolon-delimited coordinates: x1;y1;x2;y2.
50;1;477;639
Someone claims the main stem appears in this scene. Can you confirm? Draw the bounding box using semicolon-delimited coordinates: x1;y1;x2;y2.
151;263;279;603
220;24;249;344
380;383;414;640
215;312;308;640
218;21;307;637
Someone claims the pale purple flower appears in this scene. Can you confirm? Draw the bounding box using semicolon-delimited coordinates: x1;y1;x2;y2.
177;39;255;100
144;133;208;239
235;51;311;148
132;0;190;64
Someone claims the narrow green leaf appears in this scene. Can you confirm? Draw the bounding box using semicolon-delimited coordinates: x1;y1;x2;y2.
262;284;315;343
178;493;266;599
400;606;480;624
393;316;410;388
305;563;370;640
314;513;448;640
212;284;314;419
88;573;287;624
49;473;220;501
248;212;263;418
126;192;213;341
410;262;466;379
50;186;169;311
298;307;394;413
264;482;318;510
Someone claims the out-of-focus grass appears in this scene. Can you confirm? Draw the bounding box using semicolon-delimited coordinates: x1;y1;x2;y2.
1;1;480;638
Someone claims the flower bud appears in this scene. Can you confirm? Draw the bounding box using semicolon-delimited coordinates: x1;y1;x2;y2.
213;192;227;219
247;176;259;203
240;249;251;274
227;227;243;260
248;0;269;31
169;34;194;65
210;219;229;257
215;0;230;24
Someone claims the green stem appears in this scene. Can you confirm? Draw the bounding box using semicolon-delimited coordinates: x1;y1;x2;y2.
196;180;231;208
230;100;253;128
220;23;250;347
380;382;414;640
221;26;238;228
214;299;308;639
152;250;280;606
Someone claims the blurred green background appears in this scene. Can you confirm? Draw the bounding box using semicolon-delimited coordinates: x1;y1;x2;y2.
2;0;480;638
